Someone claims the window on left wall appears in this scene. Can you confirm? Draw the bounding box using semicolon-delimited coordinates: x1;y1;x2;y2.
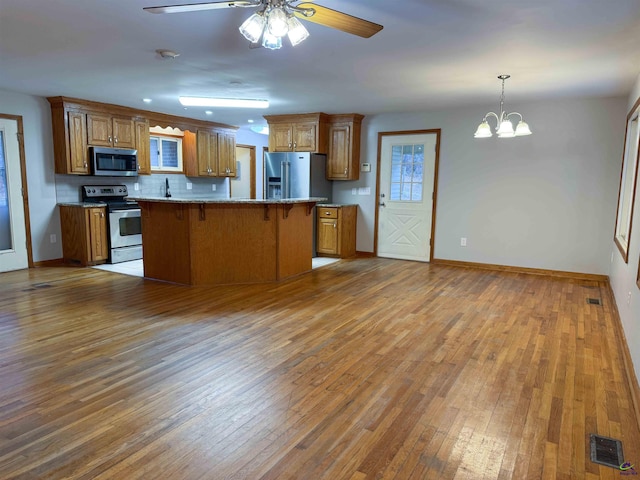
150;135;183;173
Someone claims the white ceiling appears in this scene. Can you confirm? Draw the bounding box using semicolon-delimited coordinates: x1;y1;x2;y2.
1;0;639;131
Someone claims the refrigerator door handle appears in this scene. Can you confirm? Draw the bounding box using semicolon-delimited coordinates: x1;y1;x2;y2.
282;161;291;199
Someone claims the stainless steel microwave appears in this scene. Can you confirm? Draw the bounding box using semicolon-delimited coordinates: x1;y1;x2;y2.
90;147;138;176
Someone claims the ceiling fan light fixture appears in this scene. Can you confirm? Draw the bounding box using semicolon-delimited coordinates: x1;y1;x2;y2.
178;97;269;108
239;12;265;43
267;6;289;37
287;16;309;46
262;31;282;50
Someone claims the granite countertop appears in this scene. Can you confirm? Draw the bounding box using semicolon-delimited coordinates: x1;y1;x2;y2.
318;203;359;208
133;196;329;205
57;202;107;208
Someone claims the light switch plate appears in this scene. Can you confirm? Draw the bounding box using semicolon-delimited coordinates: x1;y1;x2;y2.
361;163;371;172
186;182;192;190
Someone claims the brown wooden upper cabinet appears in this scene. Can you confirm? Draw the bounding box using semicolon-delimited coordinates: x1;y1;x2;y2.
188;129;237;178
326;114;363;181
264;113;329;154
87;113;135;148
135;119;151;175
48;97;237;176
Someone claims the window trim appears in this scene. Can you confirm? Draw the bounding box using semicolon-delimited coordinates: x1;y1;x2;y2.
150;134;183;173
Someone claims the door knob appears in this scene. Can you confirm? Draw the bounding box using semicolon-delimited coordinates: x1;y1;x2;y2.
380;193;385;198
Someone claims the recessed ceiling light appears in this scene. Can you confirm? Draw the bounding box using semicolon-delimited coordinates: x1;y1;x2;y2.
179;97;269;108
142;98;152;103
247;119;254;123
205;111;213;115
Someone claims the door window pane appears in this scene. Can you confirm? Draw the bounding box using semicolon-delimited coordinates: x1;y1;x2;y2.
389;143;425;202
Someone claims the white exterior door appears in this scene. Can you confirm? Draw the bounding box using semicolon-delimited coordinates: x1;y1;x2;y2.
377;132;437;262
0;118;28;272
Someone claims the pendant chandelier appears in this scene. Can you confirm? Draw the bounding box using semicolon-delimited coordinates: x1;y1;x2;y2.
474;75;532;139
239;0;313;50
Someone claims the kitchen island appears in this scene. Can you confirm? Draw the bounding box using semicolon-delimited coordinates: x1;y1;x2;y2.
135;197;326;286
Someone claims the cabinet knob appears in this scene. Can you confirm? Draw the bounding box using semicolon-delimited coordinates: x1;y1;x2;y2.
108;136;113;143
344;168;348;175
288;142;292;149
293;142;297;149
114;137;118;144
333;222;337;228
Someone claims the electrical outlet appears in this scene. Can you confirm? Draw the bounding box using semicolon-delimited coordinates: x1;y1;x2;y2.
134;182;139;191
50;234;57;244
352;188;357;195
186;182;193;190
461;237;467;247
212;184;216;191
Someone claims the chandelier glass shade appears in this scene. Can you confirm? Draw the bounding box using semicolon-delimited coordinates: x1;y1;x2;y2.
474;75;532;139
238;1;312;49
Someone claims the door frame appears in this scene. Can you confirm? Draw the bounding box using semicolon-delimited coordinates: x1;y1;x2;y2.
374;129;441;261
230;144;256;199
0;113;33;268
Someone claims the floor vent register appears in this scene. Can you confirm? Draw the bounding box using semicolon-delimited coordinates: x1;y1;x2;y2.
590;434;624;468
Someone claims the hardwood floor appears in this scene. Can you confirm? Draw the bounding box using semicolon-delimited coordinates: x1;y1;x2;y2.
0;259;638;479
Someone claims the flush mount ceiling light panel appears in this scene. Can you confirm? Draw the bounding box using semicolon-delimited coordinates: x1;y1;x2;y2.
474;75;532;139
179;97;269;108
144;0;383;50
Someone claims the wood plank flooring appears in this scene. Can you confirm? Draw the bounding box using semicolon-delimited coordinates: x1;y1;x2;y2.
0;258;638;479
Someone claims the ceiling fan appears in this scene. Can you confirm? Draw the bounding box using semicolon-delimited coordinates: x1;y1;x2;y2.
144;1;383;49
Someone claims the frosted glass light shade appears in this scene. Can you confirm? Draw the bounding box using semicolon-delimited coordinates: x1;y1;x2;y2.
262;31;283;50
287;16;309;46
239;13;265;43
515;121;532;136
497;119;515;137
267;7;289;37
474;121;492;138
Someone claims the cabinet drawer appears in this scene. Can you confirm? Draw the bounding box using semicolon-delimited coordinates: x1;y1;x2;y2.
317;207;338;219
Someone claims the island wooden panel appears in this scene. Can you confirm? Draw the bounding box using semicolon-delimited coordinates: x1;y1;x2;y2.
138;200;315;285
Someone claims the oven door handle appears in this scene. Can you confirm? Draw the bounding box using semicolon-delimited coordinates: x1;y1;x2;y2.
110;209;141;214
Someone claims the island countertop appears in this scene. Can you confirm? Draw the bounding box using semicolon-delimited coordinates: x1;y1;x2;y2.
137;197;324;286
133;196;328;205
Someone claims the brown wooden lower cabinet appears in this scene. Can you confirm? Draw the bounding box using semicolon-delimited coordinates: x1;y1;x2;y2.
317;205;357;258
59;205;108;266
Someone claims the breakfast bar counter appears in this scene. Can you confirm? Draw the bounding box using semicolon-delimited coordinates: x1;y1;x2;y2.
135;197;325;286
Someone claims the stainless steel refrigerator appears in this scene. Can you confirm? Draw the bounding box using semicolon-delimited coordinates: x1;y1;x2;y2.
264;152;332;256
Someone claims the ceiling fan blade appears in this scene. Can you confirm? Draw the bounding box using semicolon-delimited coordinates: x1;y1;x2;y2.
144;0;258;14
294;3;383;38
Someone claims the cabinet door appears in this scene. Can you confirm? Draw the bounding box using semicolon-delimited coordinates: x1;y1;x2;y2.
271;124;293;151
68;111;89;174
112;117;135;148
327;123;351;180
293;122;317;152
317;217;339;254
135;120;151;174
218;132;236;177
197;130;218;176
87;113;113;146
88;208;108;262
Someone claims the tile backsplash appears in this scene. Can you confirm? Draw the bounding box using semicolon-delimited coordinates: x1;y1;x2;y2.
55;173;230;203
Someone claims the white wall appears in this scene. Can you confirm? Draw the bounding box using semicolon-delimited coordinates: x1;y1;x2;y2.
610;72;640;388
0;90;60;262
333;96;627;275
